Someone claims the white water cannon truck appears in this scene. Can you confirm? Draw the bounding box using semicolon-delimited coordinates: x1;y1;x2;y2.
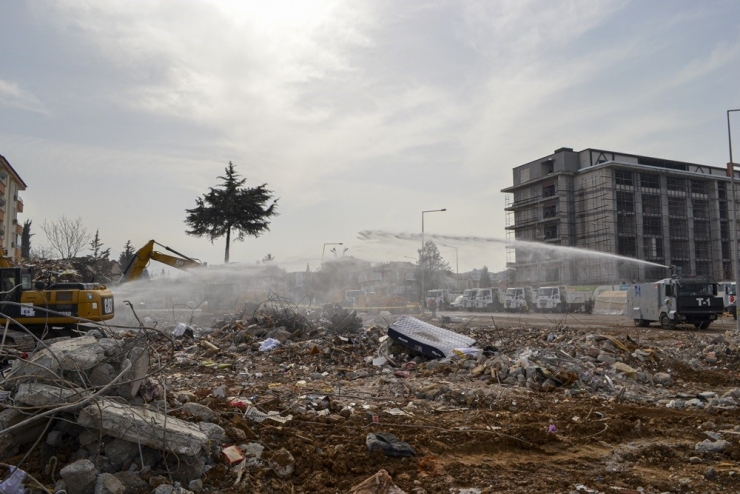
474;287;504;312
627;275;723;329
535;285;594;313
504;286;535;312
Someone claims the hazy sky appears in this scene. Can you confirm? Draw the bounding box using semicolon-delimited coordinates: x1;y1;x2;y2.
1;0;739;273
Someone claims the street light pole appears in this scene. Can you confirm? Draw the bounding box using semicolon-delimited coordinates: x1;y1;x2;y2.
321;243;343;264
421;208;446;308
727;109;740;331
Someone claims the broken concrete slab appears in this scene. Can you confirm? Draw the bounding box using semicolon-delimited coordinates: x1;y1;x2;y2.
116;346;149;400
14;382;90;408
77;398;209;456
10;336;107;381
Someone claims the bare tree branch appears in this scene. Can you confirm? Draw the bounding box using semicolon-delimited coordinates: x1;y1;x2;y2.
39;215;92;259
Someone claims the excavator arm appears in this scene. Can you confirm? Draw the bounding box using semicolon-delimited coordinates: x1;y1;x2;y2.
119;240;205;282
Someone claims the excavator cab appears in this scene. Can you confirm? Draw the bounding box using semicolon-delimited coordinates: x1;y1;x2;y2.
0;267;28;318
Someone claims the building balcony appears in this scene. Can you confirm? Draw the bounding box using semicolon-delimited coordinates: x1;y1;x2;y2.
16;195;22;213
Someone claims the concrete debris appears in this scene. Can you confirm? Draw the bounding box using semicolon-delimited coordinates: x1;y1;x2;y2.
4;300;740;492
348;469;407;494
77;398;209;456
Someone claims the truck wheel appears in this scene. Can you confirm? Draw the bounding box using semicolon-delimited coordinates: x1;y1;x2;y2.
694;321;711;330
634;319;648;327
734;312;738;320
659;313;674;329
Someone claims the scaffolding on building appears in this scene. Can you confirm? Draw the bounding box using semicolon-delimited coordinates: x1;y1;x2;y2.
505;166;736;286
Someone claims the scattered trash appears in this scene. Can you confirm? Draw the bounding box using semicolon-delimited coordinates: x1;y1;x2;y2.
0;467;26;494
366;432;417;457
258;338;281;352
348;469;407;494
245;407;293;424
222;445;245;465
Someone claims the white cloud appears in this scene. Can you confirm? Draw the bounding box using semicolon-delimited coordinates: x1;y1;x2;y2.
0;79;47;114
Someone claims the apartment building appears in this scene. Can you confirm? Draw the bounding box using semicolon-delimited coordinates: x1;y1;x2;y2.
0;155;26;260
502;147;738;285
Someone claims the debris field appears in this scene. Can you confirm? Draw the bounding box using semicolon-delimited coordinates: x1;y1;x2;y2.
2;295;740;494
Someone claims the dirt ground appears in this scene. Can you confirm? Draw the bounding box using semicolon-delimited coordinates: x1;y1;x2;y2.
8;310;740;493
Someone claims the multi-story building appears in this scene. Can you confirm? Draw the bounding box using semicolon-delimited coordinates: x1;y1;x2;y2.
502;147;738;286
0;155;26;260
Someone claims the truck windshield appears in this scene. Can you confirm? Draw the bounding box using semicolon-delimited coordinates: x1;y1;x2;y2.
505;289;516;296
728;284;737;296
678;283;713;296
537;288;554;296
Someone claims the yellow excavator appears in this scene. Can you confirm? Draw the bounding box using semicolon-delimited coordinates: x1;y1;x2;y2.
0;255;115;330
119;240;206;282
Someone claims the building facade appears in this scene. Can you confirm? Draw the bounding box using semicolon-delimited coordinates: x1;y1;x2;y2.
502;147;739;286
0;155;26;260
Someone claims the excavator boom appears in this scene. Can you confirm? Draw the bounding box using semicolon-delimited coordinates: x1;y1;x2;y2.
119;240;205;282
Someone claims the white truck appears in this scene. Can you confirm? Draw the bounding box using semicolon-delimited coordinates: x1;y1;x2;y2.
461;288;478;310
504;286;534;312
627;278;723;329
425;289;450;309
474;287;504;312
718;281;737;319
535;285;594;313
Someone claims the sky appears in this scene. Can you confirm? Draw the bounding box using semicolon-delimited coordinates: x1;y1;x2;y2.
1;0;739;274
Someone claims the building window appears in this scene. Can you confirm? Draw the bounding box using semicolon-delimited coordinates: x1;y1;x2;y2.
617;214;636;235
643;216;662;236
541;160;554;175
690;180;707;195
723;261;733;279
616;191;634;212
692;199;708;219
543;224;558;240
640;173;660;189
669;217;688;235
617;237;637;257
546;267;559;282
695;240;712;259
543;203;557;219
645;265;668;280
719;201;728;219
722;241;731;259
615;169;633;186
668;197;686;216
542;183;556;197
667;177;686;192
721;221;730;239
642;194;661;215
694;220;710;239
696;261;712;277
671;239;690;259
643;237;663;258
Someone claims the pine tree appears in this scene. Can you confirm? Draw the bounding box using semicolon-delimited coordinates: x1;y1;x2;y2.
21;220;33;260
119;240;136;269
185;162;279;263
479;266;492;288
89;229;111;259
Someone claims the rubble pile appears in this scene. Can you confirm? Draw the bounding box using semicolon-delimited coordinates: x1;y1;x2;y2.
21;256;121;285
2;308;740;493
